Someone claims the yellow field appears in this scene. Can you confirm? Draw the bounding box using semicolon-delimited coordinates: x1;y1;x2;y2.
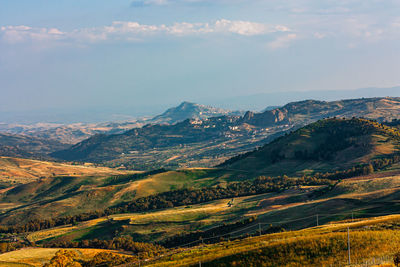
150;214;400;266
0;248;128;267
27;218;108;243
112;199;231;224
0;156;131;184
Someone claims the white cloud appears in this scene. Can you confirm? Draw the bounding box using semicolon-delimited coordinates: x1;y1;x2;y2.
267;33;297;49
0;20;290;44
214;19;289;36
0;25;65;44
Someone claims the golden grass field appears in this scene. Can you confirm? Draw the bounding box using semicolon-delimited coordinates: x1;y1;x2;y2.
149;214;400;266
12;214;400;267
26;218;108;243
0;156;131;184
0;248;130;267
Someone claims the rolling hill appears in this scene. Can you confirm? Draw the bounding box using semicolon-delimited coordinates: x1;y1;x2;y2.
0;133;67;159
3;119;400;266
0;156;129;186
51;97;400;169
5;166;400;266
2;118;400;227
221;118;400;176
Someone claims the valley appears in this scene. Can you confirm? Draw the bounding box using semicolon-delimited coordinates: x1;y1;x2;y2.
1;99;400;266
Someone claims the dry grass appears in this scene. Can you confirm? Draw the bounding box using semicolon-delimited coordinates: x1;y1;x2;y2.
27;218;108;243
0;248;126;267
112;199;231;224
0;156;130;184
150;214;400;266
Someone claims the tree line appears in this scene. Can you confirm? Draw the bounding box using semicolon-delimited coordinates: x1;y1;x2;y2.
313;154;400;180
44;236;164;257
0;176;329;234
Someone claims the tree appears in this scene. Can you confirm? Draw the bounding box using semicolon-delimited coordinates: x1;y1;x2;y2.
394;252;400;267
44;250;82;267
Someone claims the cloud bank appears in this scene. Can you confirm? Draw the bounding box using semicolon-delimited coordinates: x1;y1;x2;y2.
0;19;290;45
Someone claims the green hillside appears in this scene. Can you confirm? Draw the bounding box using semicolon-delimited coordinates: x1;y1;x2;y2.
221;118;400;176
0;168;245;225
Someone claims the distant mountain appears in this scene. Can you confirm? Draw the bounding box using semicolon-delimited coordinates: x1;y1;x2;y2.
241;97;400;127
0;102;243;144
203;86;400;111
0;133;68;159
221;118;400;176
51;97;400;169
151;101;243;124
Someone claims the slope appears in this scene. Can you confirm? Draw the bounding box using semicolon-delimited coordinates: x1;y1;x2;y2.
221;118;400;176
0;133;67;159
0;156;128;185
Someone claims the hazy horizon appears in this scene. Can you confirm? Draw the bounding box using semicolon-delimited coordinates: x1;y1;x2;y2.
0;86;399;124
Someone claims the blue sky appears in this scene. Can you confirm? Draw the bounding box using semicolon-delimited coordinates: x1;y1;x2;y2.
1;0;400;121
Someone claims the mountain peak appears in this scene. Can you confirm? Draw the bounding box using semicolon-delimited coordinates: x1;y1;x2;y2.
150;102;242;125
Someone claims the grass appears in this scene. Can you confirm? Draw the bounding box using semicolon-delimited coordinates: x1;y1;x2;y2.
30;195;264;244
149;214;400;266
5;168;400;266
0;166;251;225
0;156;129;185
21;171;400;245
132;169;238;198
0;248;128;267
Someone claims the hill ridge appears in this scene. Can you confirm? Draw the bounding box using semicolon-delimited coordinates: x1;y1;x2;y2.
51;97;400;169
220;118;400;176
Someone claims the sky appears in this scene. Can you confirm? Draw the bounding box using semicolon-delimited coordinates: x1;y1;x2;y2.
1;0;400;122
